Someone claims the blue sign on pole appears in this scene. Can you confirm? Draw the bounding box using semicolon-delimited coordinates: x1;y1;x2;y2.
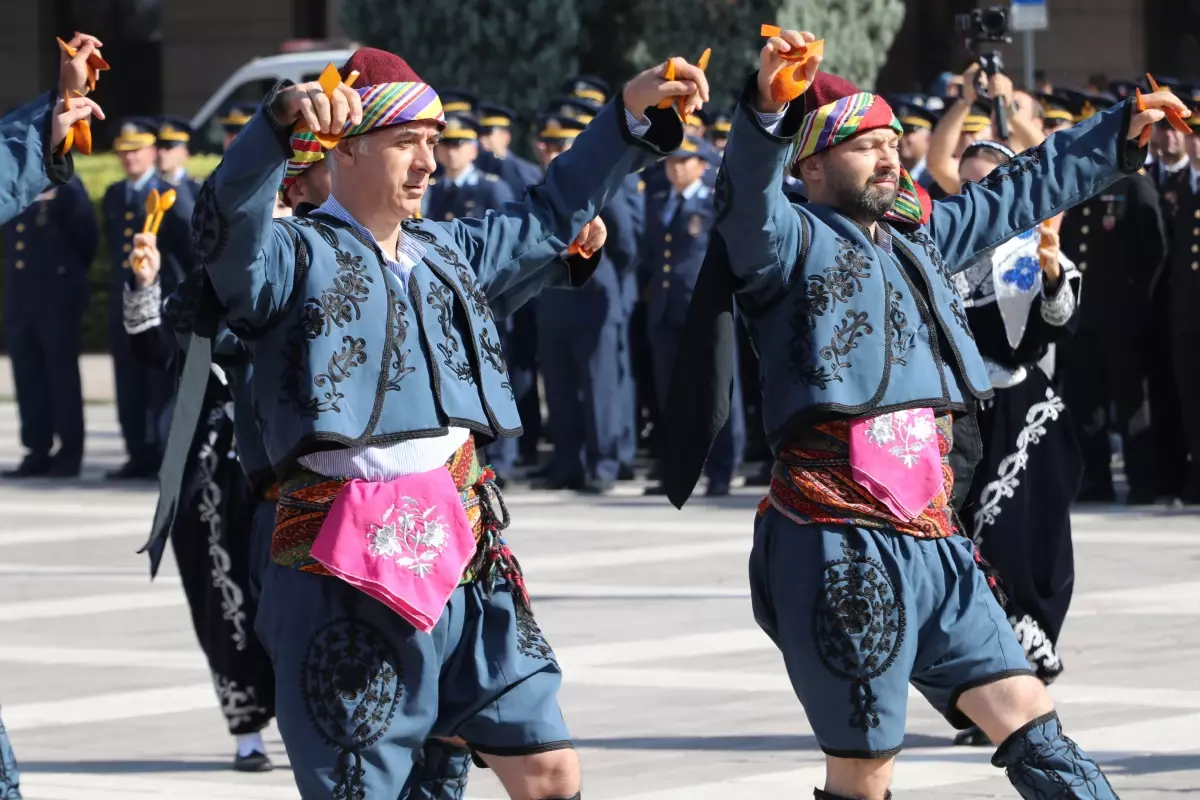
1011;0;1048;31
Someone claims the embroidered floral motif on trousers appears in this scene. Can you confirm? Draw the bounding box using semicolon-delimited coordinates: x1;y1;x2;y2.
212;672;270;730
196;407;249;651
970;387;1066;545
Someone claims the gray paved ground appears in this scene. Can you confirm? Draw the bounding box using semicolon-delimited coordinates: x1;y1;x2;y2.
2;398;1199;799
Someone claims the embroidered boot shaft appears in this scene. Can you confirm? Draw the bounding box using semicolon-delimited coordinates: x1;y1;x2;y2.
992;711;1118;799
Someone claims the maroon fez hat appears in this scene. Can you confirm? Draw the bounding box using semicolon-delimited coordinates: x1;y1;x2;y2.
339;47;425;86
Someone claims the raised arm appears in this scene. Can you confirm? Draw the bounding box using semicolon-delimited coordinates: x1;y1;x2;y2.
928;95;1178;274
0;93;76;224
713;87;807;302
442;97;682;306
711;30;823;302
192;88;300;331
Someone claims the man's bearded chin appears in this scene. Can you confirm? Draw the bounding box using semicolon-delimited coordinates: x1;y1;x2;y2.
835;171;898;224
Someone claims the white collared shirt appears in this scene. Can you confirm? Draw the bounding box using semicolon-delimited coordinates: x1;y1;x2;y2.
313;194;428;286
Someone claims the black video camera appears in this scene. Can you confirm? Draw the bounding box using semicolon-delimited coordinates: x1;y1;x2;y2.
955;6;1013;140
955;6;1011;50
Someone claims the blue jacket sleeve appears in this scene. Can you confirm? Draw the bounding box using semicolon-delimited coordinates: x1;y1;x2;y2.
712;94;806;303
439;100;682;312
0;92;69;225
194;92;299;331
930;100;1145;274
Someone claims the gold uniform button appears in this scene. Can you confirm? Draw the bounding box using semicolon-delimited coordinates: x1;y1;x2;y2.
1194;227;1200;236
1193;262;1199;271
1079;244;1087;253
14;241;24;251
123;243;132;253
1193;244;1199;254
1195;209;1200;219
56;265;66;275
664;234;672;243
1082;207;1091;216
663;249;671;258
444;212;454;221
124;211;135;221
123;227;133;237
1080;225;1089;234
663;265;671;273
1078;262;1087;271
14;260;24;269
15;223;24;233
662;279;670;289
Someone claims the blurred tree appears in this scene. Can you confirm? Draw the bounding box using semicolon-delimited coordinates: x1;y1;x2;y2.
621;0;905;103
340;0;582;133
624;0;776;107
775;0;906;90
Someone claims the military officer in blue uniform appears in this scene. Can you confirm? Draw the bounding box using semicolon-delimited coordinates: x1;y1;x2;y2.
101;118;194;479
219;104;255;150
424;114;514;222
475;102;541;197
2;177;97;478
155;115;202;199
642;135;744;496
705;107;733;151
562;74;610;107
534;114;640;493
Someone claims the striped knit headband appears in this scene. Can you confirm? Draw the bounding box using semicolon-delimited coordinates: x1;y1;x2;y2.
280;81;445;195
791;91;927;226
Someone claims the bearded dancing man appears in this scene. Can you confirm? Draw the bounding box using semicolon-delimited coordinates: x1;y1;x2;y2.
662;27;1186;800
192;45;703;798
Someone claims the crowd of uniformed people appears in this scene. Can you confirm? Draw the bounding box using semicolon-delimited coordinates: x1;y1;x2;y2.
4;66;1200;506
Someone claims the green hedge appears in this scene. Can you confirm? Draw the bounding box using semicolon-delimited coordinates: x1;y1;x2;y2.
0;153;222;353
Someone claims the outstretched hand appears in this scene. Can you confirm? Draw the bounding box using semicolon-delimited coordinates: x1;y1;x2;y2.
1129;91;1191;141
756;29;822;113
569;217;608;259
623;59;710;119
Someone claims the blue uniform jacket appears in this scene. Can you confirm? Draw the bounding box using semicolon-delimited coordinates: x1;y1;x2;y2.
538;180;641;330
641;181;714;330
102;174;196;319
193;91;682;476
424;167;514;222
3;176;97;322
477;149;542;199
716;93;1145;451
0;92;74;225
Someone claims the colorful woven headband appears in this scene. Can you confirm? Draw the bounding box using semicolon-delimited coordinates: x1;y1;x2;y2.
281;130;324;192
343;81;445;138
791;91;926;226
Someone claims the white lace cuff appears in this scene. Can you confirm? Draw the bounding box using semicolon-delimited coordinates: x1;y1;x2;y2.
1040;255;1079;327
123;280;162;335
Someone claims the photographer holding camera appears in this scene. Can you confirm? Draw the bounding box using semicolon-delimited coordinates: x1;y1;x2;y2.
926;62;1046;196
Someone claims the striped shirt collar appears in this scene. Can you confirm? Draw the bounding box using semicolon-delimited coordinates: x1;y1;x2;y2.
313;194;428;274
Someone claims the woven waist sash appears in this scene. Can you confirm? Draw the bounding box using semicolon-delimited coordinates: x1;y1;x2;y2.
270;436;529;608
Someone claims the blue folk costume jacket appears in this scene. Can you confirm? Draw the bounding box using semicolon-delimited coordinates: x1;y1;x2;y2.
659;81;1147;507
0;92;75;225
192;88;683;478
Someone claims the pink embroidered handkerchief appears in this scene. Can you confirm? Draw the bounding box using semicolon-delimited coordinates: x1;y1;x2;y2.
848;408;942;522
310;468;476;633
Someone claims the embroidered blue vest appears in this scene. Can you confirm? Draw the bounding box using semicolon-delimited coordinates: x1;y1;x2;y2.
193;92;680;475
716;91;1141;450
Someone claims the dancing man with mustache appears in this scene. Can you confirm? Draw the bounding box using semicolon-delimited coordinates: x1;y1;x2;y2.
661;26;1187;800
192;45;703;798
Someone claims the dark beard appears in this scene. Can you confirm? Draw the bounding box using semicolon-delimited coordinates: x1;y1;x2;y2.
833;174;899;224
